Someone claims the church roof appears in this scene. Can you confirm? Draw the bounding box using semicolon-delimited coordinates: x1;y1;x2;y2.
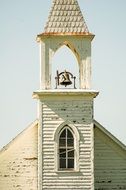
43;0;90;35
0;119;126;154
94;120;126;151
0;120;38;154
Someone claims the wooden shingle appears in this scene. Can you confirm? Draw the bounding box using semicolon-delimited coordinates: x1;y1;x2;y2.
44;0;89;34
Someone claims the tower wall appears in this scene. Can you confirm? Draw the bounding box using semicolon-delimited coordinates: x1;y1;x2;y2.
36;92;95;190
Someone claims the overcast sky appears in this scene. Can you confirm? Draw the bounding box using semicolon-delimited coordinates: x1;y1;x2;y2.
0;0;126;149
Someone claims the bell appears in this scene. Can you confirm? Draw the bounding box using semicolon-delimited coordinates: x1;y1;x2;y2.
60;70;72;86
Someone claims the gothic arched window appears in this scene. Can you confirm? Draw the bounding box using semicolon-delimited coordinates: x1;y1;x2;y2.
59;126;74;170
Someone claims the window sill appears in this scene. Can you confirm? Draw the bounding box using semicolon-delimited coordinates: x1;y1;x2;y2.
55;169;80;173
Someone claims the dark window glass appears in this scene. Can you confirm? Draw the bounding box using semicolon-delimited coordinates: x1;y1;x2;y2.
67;138;74;147
59;127;74;170
60;158;66;168
68;159;74;168
59;138;66;147
59;149;66;158
68;149;74;157
60;129;66;137
67;129;73;138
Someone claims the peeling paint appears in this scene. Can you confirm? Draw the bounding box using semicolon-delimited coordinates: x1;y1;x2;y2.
24;157;37;160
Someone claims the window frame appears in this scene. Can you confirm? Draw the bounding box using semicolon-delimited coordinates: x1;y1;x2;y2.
54;121;80;172
58;126;75;170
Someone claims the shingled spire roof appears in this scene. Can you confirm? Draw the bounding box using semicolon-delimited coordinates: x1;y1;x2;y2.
43;0;90;35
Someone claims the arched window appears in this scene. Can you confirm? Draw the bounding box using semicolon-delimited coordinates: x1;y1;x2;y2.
54;121;80;172
58;126;74;170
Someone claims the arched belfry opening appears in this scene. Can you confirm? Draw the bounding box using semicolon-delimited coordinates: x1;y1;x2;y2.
37;35;94;90
51;44;79;89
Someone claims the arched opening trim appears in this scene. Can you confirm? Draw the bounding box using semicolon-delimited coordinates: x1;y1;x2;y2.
54;121;80;172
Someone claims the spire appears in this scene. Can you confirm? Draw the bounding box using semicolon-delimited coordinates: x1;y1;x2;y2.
43;0;89;34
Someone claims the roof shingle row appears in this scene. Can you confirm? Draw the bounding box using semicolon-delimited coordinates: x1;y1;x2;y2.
44;0;89;34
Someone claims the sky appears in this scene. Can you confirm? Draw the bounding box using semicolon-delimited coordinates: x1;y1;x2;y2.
0;0;126;149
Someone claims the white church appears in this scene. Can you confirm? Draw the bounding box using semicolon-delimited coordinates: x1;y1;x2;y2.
0;0;126;189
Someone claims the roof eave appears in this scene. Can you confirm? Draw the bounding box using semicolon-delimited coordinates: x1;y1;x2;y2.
36;32;95;42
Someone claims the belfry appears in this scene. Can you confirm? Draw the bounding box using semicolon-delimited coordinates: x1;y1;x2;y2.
36;0;95;90
33;0;98;189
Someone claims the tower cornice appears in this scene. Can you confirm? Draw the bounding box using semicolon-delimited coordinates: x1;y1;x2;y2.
36;32;95;42
32;89;99;99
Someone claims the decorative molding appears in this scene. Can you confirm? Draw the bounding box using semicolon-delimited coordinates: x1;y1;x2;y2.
53;120;80;171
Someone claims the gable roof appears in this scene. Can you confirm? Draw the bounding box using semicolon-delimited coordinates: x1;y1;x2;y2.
0;120;38;154
94;120;126;151
43;0;89;35
0;119;125;155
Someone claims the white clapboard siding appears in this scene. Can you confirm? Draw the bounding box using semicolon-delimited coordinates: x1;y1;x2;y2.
0;120;38;190
94;126;126;190
41;98;94;190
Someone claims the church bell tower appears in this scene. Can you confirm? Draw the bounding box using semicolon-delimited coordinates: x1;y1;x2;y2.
33;0;99;189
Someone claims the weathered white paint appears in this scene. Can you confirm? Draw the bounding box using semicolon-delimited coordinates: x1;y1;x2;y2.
38;35;93;90
38;102;43;190
0;120;38;190
94;125;126;190
34;91;96;190
0;117;126;190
